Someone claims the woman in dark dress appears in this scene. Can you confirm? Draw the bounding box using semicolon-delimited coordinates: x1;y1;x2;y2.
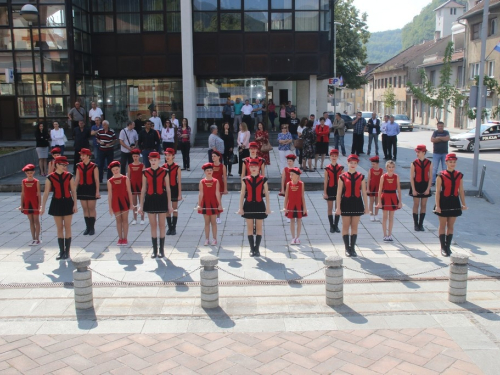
221;122;235;177
35;122;50;176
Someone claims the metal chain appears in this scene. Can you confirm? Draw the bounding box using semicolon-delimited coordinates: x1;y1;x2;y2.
215;265;326;284
342;263;450;279
468;263;500;276
88;266;202;285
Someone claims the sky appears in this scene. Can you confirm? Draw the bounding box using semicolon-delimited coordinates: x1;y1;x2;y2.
352;0;434;33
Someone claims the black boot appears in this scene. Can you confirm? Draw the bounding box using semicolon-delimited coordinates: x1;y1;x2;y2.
56;238;65;260
343;235;351;257
151;238;158;258
350;235;358;257
334;215;341;233
158;238;165;258
171;216;177;235
255;235;262;257
64;237;71;259
446;234;453;256
248;235;255;257
83;217;90;235
413;213;419;231
166;217;172;236
89;217;95;235
439;234;447;256
418;213;426;232
328;215;335;233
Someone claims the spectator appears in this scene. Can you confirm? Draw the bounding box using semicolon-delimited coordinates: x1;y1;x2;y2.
267;99;277;131
222;99;233;126
96;120;117;182
351;111;366;155
177;118;191;171
233;98;244;133
134;113;144;133
73;120;91;174
380;115;390;159
367;112;381;156
90;117;103;160
253;99;263;129
255;121;271;166
50;121;66;156
431;121;450;186
333;113;346;156
288;111;300;157
322;111;333;130
279;103;287;128
286;101;296;119
301;120;316;171
88;101;103;126
170;113;179;128
119;120;138;174
208;124;224;162
315;117;330;170
278;124;293;171
138;120;160;168
68;101;86;129
241;99;254;132
296;117;307;167
149;110;162;131
161;119;175;152
237;122;251;175
35;122;50;176
221;122;235;177
386;115;401;161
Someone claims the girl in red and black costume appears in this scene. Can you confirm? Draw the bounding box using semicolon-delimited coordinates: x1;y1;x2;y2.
162;148;182;236
198;163;223;246
138;152;173;258
47;147;61;174
323;149;344;233
238;159;271;257
241;142;266;177
434;153;467;257
108;161;133;246
377;160;402;242
128;148;145;225
41;156;77;260
211;150;227;225
279;154;296;224
409;144;433;232
284;167;307;245
367;156;382;222
19;164;42;246
75;148;100;236
336;154;369;257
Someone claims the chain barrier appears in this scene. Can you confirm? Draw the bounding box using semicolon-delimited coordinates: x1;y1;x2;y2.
468;263;500;276
215;265;327;284
342;263;450;280
88;266;202;286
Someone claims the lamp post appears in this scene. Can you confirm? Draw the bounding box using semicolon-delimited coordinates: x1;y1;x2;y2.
333;21;342;113
20;4;39;120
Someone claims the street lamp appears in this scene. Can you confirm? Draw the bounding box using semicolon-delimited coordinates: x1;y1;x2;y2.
20;4;39;120
333;21;342;113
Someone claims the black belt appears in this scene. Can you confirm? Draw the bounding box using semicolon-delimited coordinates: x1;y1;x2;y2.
383;190;396;193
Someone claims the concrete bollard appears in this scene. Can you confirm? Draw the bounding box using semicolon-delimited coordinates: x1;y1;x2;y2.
449;254;469;303
200;255;219;309
325;256;343;306
72;256;93;310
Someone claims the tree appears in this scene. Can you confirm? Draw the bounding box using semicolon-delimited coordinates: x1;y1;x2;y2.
334;0;370;89
382;85;396;114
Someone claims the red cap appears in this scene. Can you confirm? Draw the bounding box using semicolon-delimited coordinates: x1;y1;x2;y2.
289;167;301;175
212;150;222;158
148;152;160;159
165;148;175;155
51;147;61;154
369;156;380;162
22;164;35;172
347;154;359;162
79;148;91;156
445;153;457;161
202;162;214;170
329;149;339;155
248;158;260;166
286;154;297;160
415;144;427;152
54;156;69;165
108;161;120;169
249;142;259;149
131;148;141;155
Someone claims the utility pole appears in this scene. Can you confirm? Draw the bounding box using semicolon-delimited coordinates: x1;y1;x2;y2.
333;21;342;112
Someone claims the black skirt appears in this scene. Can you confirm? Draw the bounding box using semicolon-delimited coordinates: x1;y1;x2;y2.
325;186;338;201
409;180;432;198
315;142;329;155
77;183;98;200
144;192;168;213
49;197;74;216
434;195;462;217
170;185;179;202
340;196;364;217
242;201;267;220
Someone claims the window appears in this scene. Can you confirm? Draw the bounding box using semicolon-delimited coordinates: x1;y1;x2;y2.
430;70;436;86
92;0;113;12
116;0;140;33
272;0;292;9
398;76;402;88
0;6;9;26
194;12;217;32
143;14;164;31
143;0;163;11
220;13;241;30
450;8;456;15
489;18;497;36
92;0;114;32
221;0;241;10
488;61;495;77
389;77;392;86
194;0;217;11
0;29;11;50
244;0;268;10
472;22;482;40
469;62;480;79
271;12;292;30
245;12;268;31
295;11;319;31
166;0;180;32
296;0;319;10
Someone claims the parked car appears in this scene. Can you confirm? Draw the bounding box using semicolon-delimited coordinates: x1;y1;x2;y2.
327;113;353;130
449;123;500;152
393;114;414;131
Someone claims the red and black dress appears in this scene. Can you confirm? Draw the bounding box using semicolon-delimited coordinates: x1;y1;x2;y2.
285;181;307;219
380;173;400;211
165;162;180;201
279;167;292;197
339;171;364;217
325;163;344;201
109;175;130;213
129;163;144;195
22;178;40;215
198;178;222;216
212;163;225;193
367;168;382;197
409;158;432;198
47;171;74;216
143;167;168;213
76;161;98;200
435;170;463;218
242;175;268;220
243;157;265;176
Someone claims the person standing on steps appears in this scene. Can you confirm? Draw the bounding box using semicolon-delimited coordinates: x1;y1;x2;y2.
323;149;344;233
233;98;244;133
138;120;161;169
68;101;86;129
177;118;192;171
431;121;450;187
72;120;91;175
96;120;117;182
221;122;235;177
222;99;233;126
242;99;254;132
119;120;139;175
74;148;100;236
409;145;432;232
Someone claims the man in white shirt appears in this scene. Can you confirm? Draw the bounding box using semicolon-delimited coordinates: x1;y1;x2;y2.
380;115;390;159
322;112;333;129
88;101;103;126
149;110;162;131
119;120;139;174
242;99;254;132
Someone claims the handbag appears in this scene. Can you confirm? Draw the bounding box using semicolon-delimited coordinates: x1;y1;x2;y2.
261;142;273;152
294;138;304;149
229;153;238;165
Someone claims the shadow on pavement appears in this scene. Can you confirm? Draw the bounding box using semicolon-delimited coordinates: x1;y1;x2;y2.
328;304;369;324
76;306;98;330
22;248;45;270
45;260;74;285
351;257;420;289
202;306;236;328
255;257;302;288
115;247;143;271
150;257;194;292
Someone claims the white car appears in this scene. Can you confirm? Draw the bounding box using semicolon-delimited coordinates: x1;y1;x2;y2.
393;114;414;131
449;123;500;152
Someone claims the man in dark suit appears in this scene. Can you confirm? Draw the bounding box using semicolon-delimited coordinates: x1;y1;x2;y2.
367;112;381;156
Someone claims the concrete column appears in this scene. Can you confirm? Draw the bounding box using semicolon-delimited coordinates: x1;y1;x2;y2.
309;75;317;118
449;254;469;303
325;256;343;306
180;0;197;145
200;255;219;309
72;256;93;310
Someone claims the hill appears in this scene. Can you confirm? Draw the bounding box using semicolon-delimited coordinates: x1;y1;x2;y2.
366;29;402;63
